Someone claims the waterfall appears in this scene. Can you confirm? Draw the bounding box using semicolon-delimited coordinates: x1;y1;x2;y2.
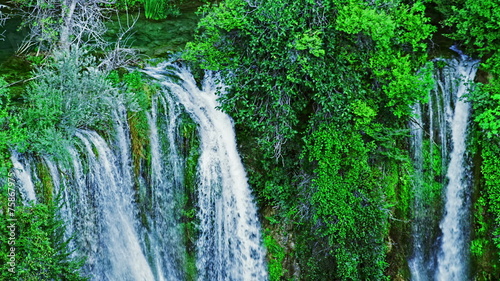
143;63;268;281
435;52;478;281
409;52;478;280
11;62;267;280
74;129;155;280
142;88;187;280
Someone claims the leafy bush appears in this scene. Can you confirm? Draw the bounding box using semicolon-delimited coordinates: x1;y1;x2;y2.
305;123;388;280
0;77;27;164
431;0;500;56
20;47;116;156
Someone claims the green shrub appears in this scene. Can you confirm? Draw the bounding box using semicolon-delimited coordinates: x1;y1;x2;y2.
0;195;87;280
21;47;117;156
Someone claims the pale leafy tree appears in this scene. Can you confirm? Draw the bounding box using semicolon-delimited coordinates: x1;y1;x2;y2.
98;9;140;70
16;0;114;53
15;0;139;69
0;4;7;24
0;3;9;40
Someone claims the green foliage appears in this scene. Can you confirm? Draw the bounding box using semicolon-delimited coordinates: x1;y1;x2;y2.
26;55;46;66
291;30;325;58
0;77;28;162
20;47;116;156
336;3;396;45
481;140;500;248
186;0;434;155
467;72;500;276
466;138;500;278
305;123;388;280
263;230;287;281
0;88;79;279
432;0;500;56
471;238;487;257
469;77;500;138
471;196;489;258
109;70;154;112
466;53;500;269
0;196;87;280
186;0;435;278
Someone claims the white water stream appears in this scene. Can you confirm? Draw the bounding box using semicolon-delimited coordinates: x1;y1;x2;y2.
143;63;268;281
435;53;478;281
409;52;478;281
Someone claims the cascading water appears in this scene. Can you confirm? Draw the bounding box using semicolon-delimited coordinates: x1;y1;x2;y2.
409;51;479;280
143;63;268;281
75;129;155;280
140;87;188;280
435;51;478;281
11;62;267;280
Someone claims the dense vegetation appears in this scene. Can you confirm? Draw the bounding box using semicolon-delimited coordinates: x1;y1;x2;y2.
1;0;500;280
185;0;435;279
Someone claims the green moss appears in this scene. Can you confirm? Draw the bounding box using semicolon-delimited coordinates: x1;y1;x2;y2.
181;203;198;280
184;247;198;281
128;110;150;179
35;160;54;204
384;160;413;279
180;112;200;195
420;139;444;212
177;111;200;280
